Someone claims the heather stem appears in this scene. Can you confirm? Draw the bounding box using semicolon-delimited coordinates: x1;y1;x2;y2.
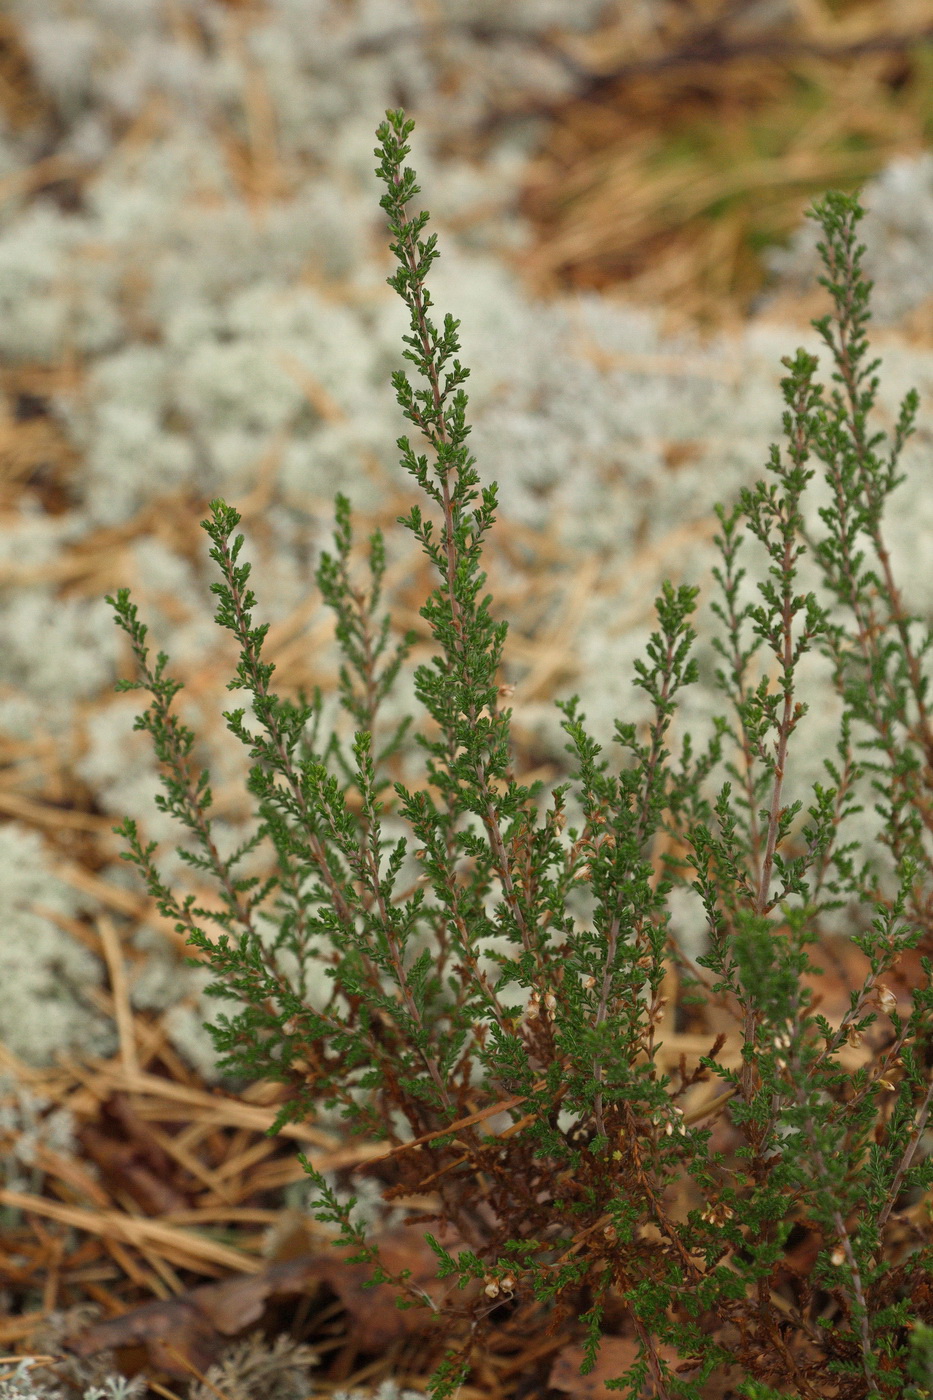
382;124;533;958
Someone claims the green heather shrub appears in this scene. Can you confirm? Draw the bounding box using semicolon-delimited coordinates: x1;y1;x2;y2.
108;112;933;1399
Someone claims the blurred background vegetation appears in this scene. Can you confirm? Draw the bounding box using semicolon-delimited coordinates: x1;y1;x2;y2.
514;0;933;323
6;0;933;327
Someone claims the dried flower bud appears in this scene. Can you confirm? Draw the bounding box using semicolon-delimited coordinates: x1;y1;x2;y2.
830;1246;845;1267
544;992;557;1011
875;985;898;1015
484;1280;500;1299
583;975;596;989
845;1025;863;1049
501;1275;515;1292
877;1077;897;1091
701;1202;734;1225
498;684;515;699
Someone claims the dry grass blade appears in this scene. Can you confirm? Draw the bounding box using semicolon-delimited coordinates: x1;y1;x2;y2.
518;0;933;323
0;1187;265;1274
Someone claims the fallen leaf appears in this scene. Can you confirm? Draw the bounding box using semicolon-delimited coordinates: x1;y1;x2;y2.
77;1122;187;1216
308;1221;473;1350
772;1221;824;1291
550;1335;687;1399
65;1222;473;1375
65;1255;321;1377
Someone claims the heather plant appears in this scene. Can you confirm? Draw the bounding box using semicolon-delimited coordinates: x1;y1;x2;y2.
107;111;933;1399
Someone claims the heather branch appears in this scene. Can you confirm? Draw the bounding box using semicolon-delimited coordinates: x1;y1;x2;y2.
874;1071;933;1237
204;506;363;942
809;193;933;902
812;194;930;752
108;591;308;1027
109;589;262;932
799;1098;876;1393
710;503;766;874
591;582;698;1136
375;110;534;960
351;730;455;1115
745;354;824;917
